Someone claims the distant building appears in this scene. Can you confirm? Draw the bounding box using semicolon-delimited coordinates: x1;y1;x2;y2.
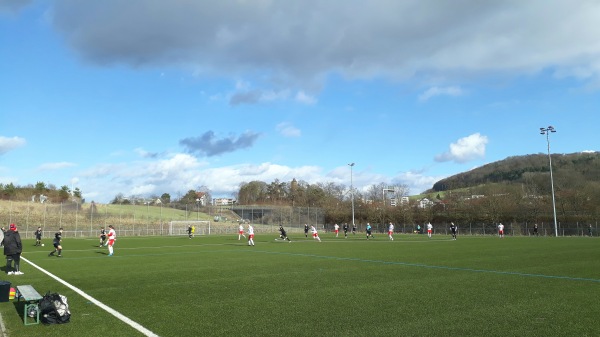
417;198;434;208
213;198;235;206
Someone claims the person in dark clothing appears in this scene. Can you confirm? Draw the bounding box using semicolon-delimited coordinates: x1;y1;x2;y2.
4;223;23;275
304;224;309;238
99;227;107;247
49;228;63;257
34;226;43;246
450;222;457;240
278;225;291;242
343;223;349;238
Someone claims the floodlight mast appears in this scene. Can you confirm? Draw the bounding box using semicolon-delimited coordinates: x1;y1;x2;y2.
540;126;558;237
348;163;355;228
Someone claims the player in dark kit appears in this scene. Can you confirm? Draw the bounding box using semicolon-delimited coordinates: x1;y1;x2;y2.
343;223;349;238
99;227;107;247
278;225;291;242
450;222;457;240
304;224;309;238
352;223;357;235
34;227;43;246
49;228;63;257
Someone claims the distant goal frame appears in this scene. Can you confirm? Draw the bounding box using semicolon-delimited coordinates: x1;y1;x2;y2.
168;220;212;236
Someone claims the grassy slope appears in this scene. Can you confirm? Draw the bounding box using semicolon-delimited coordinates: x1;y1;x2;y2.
1;234;598;337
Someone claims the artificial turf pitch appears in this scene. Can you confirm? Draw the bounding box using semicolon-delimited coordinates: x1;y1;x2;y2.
1;233;598;336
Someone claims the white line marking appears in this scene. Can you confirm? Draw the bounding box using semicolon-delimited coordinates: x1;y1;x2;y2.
21;256;160;337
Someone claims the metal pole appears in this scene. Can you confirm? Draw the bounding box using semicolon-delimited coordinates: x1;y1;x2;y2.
349;163;355;228
541;126;558;237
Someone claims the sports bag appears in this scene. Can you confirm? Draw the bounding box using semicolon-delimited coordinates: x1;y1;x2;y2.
39;292;71;324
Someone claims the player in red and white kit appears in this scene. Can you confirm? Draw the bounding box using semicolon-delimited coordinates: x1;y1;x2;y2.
107;225;116;256
247;225;255;246
238;224;246;240
427;222;433;238
498;223;504;238
388;222;394;241
310;225;321;242
334;224;340;237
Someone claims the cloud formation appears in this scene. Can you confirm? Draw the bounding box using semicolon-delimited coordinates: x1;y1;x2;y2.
0;0;32;14
419;86;465;102
180;131;260;157
435;133;489;163
276;122;301;138
49;1;600;89
0;136;26;155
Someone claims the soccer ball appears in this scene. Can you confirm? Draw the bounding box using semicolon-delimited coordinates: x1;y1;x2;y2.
41;244;45;247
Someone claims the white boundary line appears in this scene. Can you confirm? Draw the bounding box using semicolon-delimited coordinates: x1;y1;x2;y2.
20;256;159;337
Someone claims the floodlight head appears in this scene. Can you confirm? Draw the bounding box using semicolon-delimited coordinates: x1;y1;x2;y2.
348;162;355;167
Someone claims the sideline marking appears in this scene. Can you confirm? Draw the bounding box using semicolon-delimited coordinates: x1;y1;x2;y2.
21;256;160;337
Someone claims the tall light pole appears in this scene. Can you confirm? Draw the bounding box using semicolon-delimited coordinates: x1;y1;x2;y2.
348;163;355;228
540;126;558;237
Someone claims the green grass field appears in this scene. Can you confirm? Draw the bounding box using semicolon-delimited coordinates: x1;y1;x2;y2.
1;233;598;337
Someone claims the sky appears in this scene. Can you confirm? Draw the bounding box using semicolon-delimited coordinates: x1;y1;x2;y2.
1;0;599;204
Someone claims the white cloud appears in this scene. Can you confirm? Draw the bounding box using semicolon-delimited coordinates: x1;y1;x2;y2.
418;86;465;102
0;136;26;155
276;122;301;138
37;162;76;171
435;133;489;163
295;91;317;105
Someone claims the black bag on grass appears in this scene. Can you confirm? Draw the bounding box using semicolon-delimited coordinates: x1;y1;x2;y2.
39;292;71;324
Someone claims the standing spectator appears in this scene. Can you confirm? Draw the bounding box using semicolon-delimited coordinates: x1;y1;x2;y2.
426;222;433;238
310;225;321;242
247;225;255;246
334;224;340;237
34;227;43;246
238;224;246;240
450;222;457;240
343;223;349;238
388;222;394;241
4;224;23;275
49;228;63;257
366;223;374;240
99;227;107;247
304;224;309;238
533;223;539;236
278;225;291;242
107;225;116;256
498;223;505;238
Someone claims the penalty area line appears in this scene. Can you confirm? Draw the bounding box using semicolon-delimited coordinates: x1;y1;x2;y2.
21;256;160;337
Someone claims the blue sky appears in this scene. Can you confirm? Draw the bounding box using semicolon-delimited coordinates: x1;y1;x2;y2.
1;0;599;203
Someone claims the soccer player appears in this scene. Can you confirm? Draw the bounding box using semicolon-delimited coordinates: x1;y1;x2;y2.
187;225;193;239
49;228;63;257
533;223;538;236
352;223;357;235
247;225;255;246
107;225;116;256
34;226;43;246
498;223;504;238
450;222;457;240
588;224;593;237
238;224;246;240
304;224;309;238
99;227;107;247
278;225;291;242
310;225;321;242
366;223;374;240
334;224;340;237
191;225;195;237
4;224;23;275
388;222;394;241
343;223;349;238
427;222;433;238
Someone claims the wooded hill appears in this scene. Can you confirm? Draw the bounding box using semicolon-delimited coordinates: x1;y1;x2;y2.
427;152;600;194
